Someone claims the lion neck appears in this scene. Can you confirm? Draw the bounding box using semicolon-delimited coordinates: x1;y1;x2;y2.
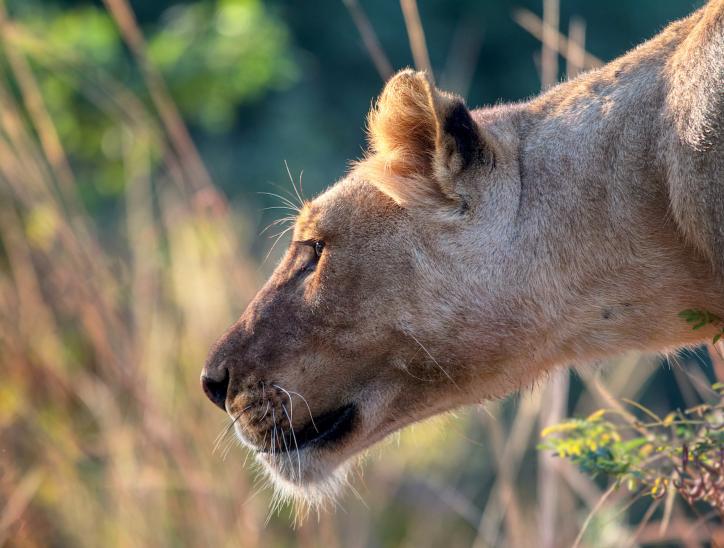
449;21;724;380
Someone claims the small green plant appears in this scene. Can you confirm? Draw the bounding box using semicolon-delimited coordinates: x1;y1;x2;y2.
539;384;724;518
679;309;724;344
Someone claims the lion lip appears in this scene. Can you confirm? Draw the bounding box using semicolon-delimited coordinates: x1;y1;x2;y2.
260;403;357;454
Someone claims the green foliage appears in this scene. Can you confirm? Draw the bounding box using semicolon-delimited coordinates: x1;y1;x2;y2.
539;384;724;516
679;308;724;344
147;0;297;132
3;0;296;203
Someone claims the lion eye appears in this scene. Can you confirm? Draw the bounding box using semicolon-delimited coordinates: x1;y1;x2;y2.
293;239;325;274
314;241;325;257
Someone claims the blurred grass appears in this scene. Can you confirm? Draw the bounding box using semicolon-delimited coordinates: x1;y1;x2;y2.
0;1;721;546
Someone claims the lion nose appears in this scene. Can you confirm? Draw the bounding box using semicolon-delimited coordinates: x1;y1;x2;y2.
201;366;230;411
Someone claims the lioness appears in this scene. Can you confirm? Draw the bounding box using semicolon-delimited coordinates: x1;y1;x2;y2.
202;1;724;505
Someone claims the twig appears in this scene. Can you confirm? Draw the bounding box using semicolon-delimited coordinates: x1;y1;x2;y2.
473;393;542;548
0;469;44;545
627;498;662;547
659;484;676;537
343;0;393;81
102;0;215;197
400;0;433;80
441;17;484;99
541;0;559;89
566;16;586;79
538;370;569;548
572;483;617;548
553;458;601;509
0;3;77;210
513;8;603;70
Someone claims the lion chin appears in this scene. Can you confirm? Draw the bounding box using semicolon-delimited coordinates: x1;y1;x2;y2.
256;449;352;513
229;409;360;513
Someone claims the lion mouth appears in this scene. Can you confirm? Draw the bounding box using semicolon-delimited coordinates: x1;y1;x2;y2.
260;403;357;454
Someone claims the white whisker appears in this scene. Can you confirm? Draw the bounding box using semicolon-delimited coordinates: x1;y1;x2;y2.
396;358;435;383
257;400;271;423
274;406;295;481
282;402;302;481
262;225;294;265
257;191;300;212
284;159;305;209
262;205;300;212
271;416;277;461
408;332;460;389
272;384;295;422
343;475;368;509
259;215;296;236
276;387;319;433
213;405;251;455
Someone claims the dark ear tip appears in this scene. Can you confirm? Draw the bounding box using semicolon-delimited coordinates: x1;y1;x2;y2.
443;102;482;168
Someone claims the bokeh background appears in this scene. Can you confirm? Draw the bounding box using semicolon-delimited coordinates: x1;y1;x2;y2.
1;0;721;546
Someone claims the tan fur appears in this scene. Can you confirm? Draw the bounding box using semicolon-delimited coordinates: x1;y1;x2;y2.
362;70;478;208
203;1;724;506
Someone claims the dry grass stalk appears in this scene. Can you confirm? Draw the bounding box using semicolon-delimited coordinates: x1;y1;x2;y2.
400;0;434;79
513;8;603;70
343;0;394;81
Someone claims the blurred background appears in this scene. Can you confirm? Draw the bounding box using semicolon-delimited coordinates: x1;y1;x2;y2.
0;0;721;546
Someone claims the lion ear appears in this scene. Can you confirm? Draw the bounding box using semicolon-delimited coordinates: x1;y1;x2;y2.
364;69;489;208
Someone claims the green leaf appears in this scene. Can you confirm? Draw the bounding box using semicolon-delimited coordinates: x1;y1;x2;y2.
620;438;648;452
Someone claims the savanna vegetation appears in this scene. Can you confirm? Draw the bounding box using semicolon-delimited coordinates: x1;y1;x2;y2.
0;0;721;546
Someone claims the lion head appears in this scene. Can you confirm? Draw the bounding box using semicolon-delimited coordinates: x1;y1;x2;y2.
201;70;538;504
200;68;720;507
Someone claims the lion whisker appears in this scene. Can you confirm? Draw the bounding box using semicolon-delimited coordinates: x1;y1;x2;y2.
271;422;277;461
243;461;268;506
298;170;305;200
221;435;237;461
267;180;305;212
282;402;302;481
213;422;232;453
407;332;460;389
274;386;319;433
256;400;271;423
284;159;305;209
274;406;296;481
396;357;435;383
267;225;295;241
342;475;368;509
261;205;300;212
242;443;252;468
213;404;251;455
281;432;296;482
262;225;294;265
271;383;295;422
259;215;297;236
257;190;300;212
